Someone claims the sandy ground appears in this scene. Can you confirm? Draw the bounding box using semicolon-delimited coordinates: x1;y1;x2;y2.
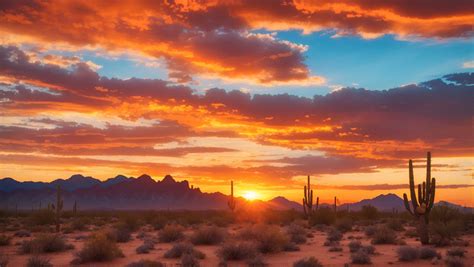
1;225;473;267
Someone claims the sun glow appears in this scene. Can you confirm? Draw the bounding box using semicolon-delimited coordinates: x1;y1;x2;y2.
242;191;259;201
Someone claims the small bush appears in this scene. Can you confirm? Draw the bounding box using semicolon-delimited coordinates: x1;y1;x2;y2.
164;243;205;259
361;245;375;255
73;233;123;263
387;219;404;231
360;205;378;220
126;260;164;267
14;230;31;237
335;218;353;233
21;234;72;253
326;228;342;242
430;221;463;246
283;242;300;252
445;256;464;267
419;247;438;259
310;207;335;225
26;255;52;267
351;250;371;264
287;224;307;244
238;225;290;253
293;257;323;267
348;240;361;252
190;225;225;245
397;246;419;261
217;241;258;261
328;246;342;252
0;235;11;246
371;226;397;244
446;247;466;258
247;255;267;267
181;253;200;267
364;226;377;237
136;240;154;254
158;224;184;243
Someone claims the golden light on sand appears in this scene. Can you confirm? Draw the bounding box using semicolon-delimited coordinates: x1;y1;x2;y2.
242;191;259;201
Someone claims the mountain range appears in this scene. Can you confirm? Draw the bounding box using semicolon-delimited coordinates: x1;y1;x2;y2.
0;174;471;212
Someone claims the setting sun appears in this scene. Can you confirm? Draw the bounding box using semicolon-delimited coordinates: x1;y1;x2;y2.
242;191;259;201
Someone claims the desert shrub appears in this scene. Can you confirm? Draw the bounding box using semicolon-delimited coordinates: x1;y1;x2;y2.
430;221;463;246
126;260;164;267
351;250;371;264
364;225;377;237
181;253;200;267
217;241;258;261
283;242;300;252
310;207;335;225
0;253;8;267
446;247;466;258
293;257;323;267
361;245;375;255
26;255;52;267
29;210;55;226
108;224;132;243
371;226;397;244
326;228;342;242
348;240;362;252
328;245;342;252
118;214;141;232
445;256;464;267
335;218;353;233
247;255;267;267
287;224;307;244
404;228;418;238
190;225;225;245
158;224;184;243
164;243;205;259
238;225;290;253
73;233;123;263
387;219;404;231
419;247;438;259
136;240;154;254
21;234;72;253
0;234;11;246
397;246;419;261
71;217;89;231
14;230;31;237
360;205;378;220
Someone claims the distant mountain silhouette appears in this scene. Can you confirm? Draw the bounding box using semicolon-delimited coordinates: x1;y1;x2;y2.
0;175;471;212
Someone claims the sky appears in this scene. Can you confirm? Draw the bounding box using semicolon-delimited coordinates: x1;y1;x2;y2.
0;0;473;205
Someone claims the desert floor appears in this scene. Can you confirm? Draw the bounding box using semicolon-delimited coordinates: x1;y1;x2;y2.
1;224;473;267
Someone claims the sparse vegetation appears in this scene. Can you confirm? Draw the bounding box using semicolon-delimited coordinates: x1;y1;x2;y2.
0;253;9;267
190;225;225;245
419;247;438;259
21;234;72;253
181;253;201;267
287;223;307;244
0;234;11;246
445;256;464;267
126;260;164;267
158;224;184;242
238;224;290;253
293;257;323;267
217;241;258;261
26;255;52;267
73;232;124;263
446;247;466;258
371;225;397;244
164;243;205;259
348;240;362;252
351;250;371;264
397;246;419;261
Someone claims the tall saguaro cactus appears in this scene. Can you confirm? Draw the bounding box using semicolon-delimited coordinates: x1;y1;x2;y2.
303;176;319;221
227;180;236;212
51;185;63;233
403;152;436;245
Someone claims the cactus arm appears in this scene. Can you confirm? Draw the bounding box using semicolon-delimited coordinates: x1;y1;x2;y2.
417;184;423;205
409;160;419;209
426;152;431;191
427;178;436;211
422;182;426;203
403;193;414;215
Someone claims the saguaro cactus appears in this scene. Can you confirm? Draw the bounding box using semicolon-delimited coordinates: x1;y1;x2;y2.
334;197;337;213
51;185;63;233
403;152;436;245
303;176;319;221
227;180;236;212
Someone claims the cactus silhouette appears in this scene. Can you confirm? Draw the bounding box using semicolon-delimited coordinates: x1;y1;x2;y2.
227;180;236;212
403;152;436;245
334;196;337;213
73;200;77;216
303;175;319;221
52;185;64;232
